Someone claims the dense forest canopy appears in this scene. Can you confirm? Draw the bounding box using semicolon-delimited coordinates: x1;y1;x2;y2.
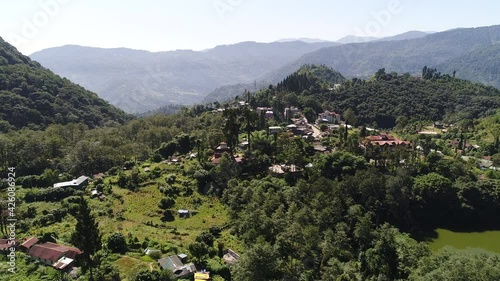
251;66;500;128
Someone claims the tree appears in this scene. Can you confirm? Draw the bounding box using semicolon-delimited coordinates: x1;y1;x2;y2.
241;107;258;150
196;231;215;247
107;233;127;254
132;269;164;281
70;197;102;281
210;153;241;194
233;242;281;281
410;249;500;280
343;108;357;127
158;197;175;210
188;242;209;264
303;107;317;123
316;151;367;180
222;108;241;152
492;153;500;167
375;68;386;80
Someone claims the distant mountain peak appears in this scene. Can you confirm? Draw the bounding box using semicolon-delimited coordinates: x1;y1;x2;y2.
275;38;333;43
336;35;379;44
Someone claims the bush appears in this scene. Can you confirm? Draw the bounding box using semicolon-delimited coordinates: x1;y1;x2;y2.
149;251;161;260
107;233;128;254
158;197;175;210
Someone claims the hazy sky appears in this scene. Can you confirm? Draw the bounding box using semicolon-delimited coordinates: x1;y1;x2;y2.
1;0;499;55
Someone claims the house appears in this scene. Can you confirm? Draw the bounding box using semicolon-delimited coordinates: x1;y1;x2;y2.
479;159;494;170
223;249;240;265
158;255;197;279
256;107;273;114
265;110;274;118
256;107;274;118
28;242;82;270
285;107;300;120
314;144;330;153
178;209;190;218
287;125;312;136
90;189;106;201
53;176;89;189
91;189;100;197
19;237;39;252
178;253;188;263
211;142;231;164
144;248;161;256
269;126;282;134
0;239;16;252
317;111;341;124
362;133;411;150
269;164;303;175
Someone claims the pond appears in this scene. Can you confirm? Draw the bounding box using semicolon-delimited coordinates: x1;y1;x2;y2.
428;228;500;254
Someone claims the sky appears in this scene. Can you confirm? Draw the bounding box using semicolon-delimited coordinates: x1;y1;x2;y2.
0;0;499;55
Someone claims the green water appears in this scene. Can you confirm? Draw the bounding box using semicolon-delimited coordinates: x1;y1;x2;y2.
428;229;500;254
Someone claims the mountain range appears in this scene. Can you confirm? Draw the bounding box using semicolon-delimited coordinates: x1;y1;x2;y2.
31;41;340;113
29;25;500;113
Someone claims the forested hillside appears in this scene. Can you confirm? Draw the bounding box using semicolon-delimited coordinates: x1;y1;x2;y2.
1;87;500;281
0;37;132;131
252;67;500;128
438;43;500;86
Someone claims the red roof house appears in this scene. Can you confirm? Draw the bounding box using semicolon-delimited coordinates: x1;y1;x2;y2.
19;237;39;252
363;133;411;147
28;242;82;268
0;239;16;251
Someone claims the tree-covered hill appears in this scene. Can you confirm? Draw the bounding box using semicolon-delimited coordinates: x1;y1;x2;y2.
277;64;345;92
252;67;500;128
0;37;132;131
327;71;500;128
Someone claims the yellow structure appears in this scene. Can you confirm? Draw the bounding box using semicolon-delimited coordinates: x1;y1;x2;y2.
194;272;210;281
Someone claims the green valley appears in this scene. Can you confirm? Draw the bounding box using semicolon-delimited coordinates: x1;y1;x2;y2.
0;32;500;281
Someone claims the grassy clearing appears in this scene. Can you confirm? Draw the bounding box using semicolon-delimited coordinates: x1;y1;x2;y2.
115;255;150;281
11;159;241;281
429;228;500;254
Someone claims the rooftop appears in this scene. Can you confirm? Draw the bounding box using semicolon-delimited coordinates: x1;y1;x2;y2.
364;134;411;146
28;242;82;263
20;237;39;250
52;257;75;270
158;255;184;271
0;239;14;250
53;176;89;188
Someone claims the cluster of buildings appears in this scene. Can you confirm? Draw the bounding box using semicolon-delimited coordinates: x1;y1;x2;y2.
157;250;240;280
